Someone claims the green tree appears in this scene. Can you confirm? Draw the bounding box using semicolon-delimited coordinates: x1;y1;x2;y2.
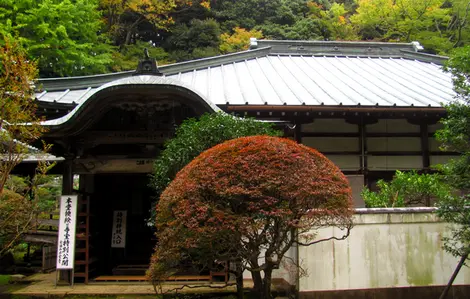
447;0;470;48
211;0;283;30
165;18;221;61
434;45;470;299
361;170;452;208
285;18;331;40
435;46;470;254
99;0;210;46
219;27;263;54
150;112;281;197
0;0;114;77
148;112;281;226
320;3;358;40
350;0;458;54
111;41;172;72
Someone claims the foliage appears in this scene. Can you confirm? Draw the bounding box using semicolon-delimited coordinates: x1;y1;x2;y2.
5;175;60;212
211;0;283;30
0;275;9;285
435;46;470;190
150;112;281;197
220;27;263;54
284;18;331;40
0;0;114;77
350;0;455;54
100;0;210;46
436;195;470;257
149;136;353;299
447;0;470;48
361;170;453;208
435;45;470;259
444;46;470;99
320;3;357;40
165;18;221;60
2;0;470;74
0;38;56;257
111;41;172;72
0;37;43;191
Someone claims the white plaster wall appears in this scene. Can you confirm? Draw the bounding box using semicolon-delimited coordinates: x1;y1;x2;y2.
272;243;298;285
325;155;360;171
302;137;359;152
299;212;470;292
367;137;421;151
368;156;423;170
429;123;444;133
429;137;442;152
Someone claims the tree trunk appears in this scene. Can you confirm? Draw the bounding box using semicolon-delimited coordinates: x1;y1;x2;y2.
439;252;469;299
261;268;274;299
124;17;143;45
236;261;244;299
249;256;263;293
251;270;263;295
124;28;133;46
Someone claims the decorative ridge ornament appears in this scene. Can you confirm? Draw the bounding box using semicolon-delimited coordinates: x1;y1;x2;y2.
134;48;163;76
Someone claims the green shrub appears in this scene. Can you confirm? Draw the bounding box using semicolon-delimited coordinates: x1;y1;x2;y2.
361;170;453;208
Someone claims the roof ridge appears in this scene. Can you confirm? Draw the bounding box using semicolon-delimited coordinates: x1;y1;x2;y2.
257;39;447;65
160;47;271;74
37;47;272;91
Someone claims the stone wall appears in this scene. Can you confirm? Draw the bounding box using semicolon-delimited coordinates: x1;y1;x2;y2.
298;208;470;298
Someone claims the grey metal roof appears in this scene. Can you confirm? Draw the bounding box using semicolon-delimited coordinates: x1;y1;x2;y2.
1;128;64;162
41;75;222;126
35;40;456;117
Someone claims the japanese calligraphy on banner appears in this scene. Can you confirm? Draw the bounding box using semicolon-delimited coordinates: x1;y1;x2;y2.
56;195;78;270
111;210;127;248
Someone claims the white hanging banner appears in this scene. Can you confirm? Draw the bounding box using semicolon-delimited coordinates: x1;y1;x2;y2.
56;195;78;270
111;210;127;248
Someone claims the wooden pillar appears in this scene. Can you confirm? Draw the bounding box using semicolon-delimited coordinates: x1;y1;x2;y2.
294;122;302;144
420;123;430;170
61;158;74;195
358;119;368;187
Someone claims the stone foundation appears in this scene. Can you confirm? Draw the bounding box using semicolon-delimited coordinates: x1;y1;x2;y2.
299;285;470;299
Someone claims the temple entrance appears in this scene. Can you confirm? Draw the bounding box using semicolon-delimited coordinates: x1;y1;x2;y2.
91;174;155;277
41;82;220;283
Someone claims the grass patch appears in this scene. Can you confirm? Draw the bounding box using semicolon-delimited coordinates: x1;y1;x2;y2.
0;274;11;285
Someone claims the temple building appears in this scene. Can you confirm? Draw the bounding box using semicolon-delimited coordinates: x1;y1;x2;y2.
27;39;457;285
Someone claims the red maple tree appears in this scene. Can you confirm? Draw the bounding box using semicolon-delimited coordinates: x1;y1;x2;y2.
149;136;353;299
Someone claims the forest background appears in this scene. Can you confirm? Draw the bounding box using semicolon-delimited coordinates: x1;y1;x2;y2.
0;0;469;78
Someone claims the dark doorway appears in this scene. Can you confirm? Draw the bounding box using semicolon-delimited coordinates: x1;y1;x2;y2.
92;174;155;276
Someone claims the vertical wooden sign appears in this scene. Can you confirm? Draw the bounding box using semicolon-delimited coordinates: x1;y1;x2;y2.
111;210;127;248
56;195;78;269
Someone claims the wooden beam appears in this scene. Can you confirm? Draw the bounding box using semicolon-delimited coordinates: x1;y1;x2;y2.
317;151;459;156
358;120;368;186
62;158;74;194
78;131;170;145
301;132;436;138
420;123;430;170
226;105;447;114
294;122;302;144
